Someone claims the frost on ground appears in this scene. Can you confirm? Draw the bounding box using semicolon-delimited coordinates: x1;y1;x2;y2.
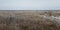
0;10;60;30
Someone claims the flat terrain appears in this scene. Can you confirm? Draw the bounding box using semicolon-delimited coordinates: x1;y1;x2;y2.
0;10;60;30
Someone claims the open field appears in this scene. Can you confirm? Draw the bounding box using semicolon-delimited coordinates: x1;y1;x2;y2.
0;10;60;30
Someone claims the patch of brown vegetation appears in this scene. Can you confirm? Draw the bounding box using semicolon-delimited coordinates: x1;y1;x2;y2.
0;10;60;30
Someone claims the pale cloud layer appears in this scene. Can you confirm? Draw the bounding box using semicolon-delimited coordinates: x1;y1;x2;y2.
0;0;60;10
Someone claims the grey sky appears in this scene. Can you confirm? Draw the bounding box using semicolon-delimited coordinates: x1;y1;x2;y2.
0;0;60;10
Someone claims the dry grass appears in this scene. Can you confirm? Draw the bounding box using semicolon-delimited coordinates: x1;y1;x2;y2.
0;10;60;30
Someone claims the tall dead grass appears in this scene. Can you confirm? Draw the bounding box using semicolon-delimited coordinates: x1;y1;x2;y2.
0;11;60;30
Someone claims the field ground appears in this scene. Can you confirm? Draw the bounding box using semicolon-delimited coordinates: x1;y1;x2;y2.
0;10;60;30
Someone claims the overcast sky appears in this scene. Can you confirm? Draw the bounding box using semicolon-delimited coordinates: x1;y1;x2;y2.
0;0;60;10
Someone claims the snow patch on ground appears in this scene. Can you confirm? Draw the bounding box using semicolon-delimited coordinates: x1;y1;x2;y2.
38;15;60;27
